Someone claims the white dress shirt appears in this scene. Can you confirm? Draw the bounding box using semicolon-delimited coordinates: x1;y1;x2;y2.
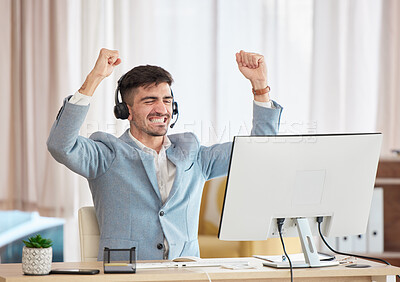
128;132;176;204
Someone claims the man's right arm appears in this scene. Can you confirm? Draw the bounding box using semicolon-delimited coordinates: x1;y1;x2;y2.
47;49;121;179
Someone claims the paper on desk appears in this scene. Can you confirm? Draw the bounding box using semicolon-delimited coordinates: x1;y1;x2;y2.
136;258;251;269
253;253;334;263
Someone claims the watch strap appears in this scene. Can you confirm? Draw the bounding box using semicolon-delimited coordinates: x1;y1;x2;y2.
252;85;270;95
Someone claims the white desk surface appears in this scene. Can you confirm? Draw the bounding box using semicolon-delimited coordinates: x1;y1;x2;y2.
1;257;400;282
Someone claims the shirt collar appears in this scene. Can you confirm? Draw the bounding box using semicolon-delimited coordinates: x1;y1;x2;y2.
128;130;171;153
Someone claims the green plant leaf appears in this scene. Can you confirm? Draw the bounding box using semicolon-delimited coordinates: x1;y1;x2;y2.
22;234;53;248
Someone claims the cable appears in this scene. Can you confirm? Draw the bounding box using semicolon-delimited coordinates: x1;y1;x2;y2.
203;270;212;282
316;217;400;279
277;218;293;282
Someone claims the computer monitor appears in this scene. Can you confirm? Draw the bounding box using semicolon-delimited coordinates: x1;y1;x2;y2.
218;133;382;268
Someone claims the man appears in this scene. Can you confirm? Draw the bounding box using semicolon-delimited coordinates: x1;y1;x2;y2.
47;48;282;260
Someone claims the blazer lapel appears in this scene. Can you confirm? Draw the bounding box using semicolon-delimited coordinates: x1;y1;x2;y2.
119;130;162;202
165;144;192;204
138;150;162;202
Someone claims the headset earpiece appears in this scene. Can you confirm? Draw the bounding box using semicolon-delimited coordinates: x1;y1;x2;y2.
114;74;130;120
170;92;179;128
172;101;178;116
114;102;130;120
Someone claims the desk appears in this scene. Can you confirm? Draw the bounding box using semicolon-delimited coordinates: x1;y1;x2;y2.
1;258;399;282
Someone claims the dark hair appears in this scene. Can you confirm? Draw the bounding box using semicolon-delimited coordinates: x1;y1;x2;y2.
119;65;173;104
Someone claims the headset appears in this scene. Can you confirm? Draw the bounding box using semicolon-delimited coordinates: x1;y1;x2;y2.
113;74;179;128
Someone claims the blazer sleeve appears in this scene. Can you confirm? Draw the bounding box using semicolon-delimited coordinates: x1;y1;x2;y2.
198;101;283;180
47;96;115;179
251;100;283;135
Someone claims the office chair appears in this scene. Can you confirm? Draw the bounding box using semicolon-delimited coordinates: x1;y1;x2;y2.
198;177;302;257
78;206;100;262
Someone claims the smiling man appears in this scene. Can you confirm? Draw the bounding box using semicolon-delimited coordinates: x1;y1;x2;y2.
47;48;283;261
120;65;175;151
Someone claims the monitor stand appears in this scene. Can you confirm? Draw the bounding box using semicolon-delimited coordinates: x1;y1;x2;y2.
263;218;339;268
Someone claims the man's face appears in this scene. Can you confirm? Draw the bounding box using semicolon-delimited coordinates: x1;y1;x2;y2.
128;82;173;138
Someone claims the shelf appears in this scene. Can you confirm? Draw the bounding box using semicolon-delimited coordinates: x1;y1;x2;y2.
375;160;400;257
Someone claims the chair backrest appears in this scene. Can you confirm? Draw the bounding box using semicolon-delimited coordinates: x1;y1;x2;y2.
199;177;227;236
78;206;100;262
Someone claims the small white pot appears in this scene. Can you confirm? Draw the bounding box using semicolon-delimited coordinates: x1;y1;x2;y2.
22;246;52;275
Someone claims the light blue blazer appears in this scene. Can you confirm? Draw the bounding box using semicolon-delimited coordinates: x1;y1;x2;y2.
47;97;282;260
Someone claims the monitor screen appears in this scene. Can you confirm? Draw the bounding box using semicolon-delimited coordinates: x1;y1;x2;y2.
218;134;382;243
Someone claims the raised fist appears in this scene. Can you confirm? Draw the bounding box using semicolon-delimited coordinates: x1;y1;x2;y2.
236;50;267;88
91;48;122;78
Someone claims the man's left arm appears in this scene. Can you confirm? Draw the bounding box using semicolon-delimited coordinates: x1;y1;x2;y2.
198;51;282;180
236;50;282;135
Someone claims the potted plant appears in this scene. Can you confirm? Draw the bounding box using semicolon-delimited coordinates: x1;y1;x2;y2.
22;234;53;275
